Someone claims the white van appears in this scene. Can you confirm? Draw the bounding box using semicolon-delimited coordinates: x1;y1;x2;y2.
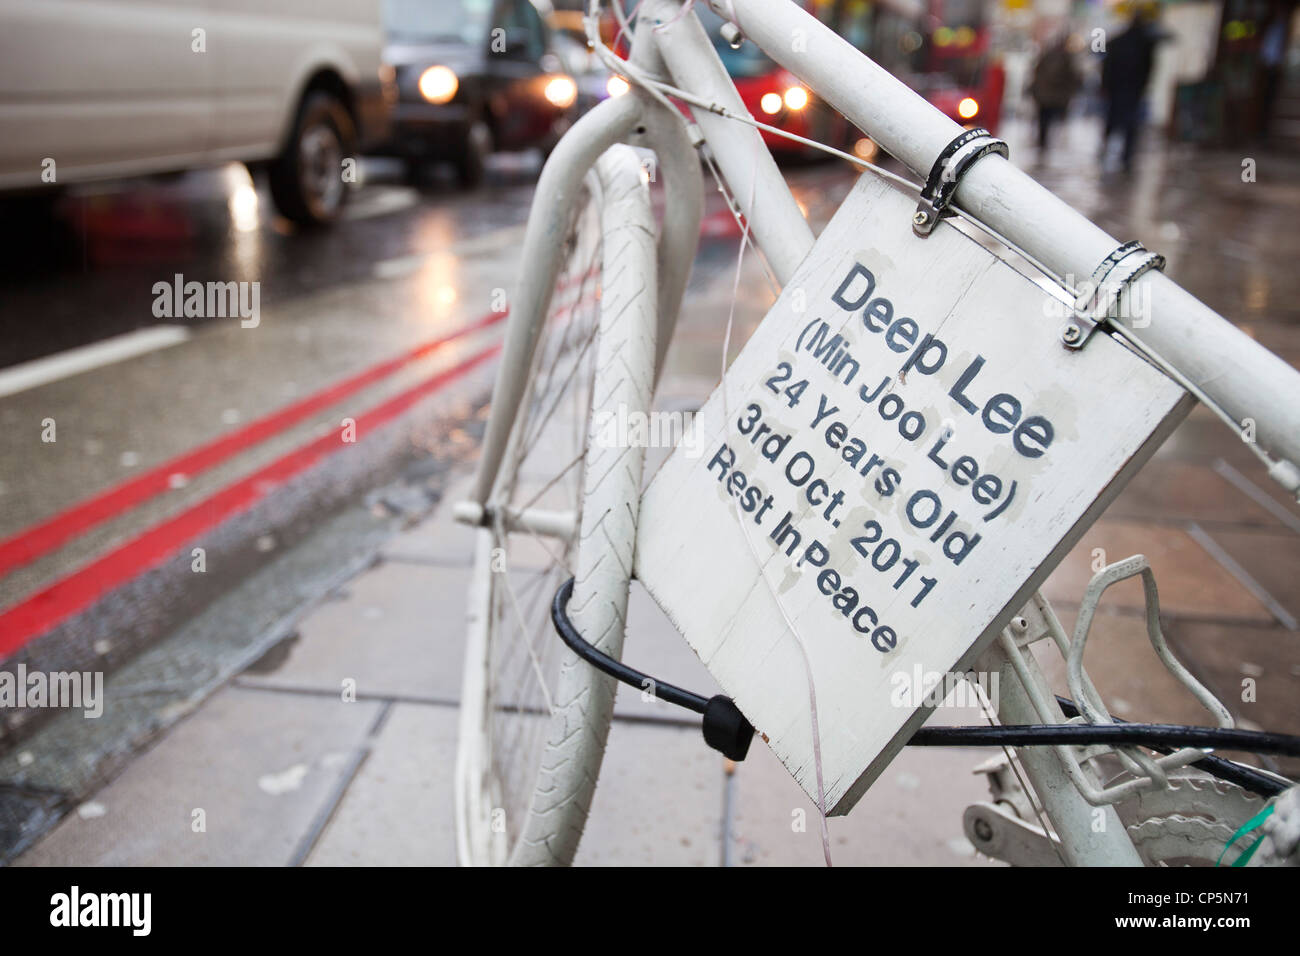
0;0;391;225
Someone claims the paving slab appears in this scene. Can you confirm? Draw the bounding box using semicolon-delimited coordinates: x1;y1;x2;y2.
1165;618;1300;779
729;736;997;867
1157;407;1294;489
1105;459;1286;529
306;702;457;866
381;475;477;567
1041;519;1274;623
15;685;381;866
1194;526;1300;625
614;583;723;720
574;718;726;866
238;561;472;703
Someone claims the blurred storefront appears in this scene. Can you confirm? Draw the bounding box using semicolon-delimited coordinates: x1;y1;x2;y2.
1174;0;1299;146
991;0;1296;148
556;0;1298;149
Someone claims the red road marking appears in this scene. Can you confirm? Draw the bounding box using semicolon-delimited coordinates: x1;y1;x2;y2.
0;342;502;658
0;311;506;579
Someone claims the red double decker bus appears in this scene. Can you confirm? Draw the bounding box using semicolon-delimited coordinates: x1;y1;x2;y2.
908;0;1004;132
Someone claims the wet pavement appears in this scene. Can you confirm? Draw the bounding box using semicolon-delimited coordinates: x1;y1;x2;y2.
0;117;1297;864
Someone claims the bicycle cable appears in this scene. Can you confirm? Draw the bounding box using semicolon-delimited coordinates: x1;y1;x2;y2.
1052;696;1292;799
552;576;1298;798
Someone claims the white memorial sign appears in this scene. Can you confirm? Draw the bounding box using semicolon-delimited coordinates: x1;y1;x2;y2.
634;175;1192;815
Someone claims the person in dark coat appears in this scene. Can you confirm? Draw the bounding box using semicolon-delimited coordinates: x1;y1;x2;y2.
1100;8;1160;171
1029;35;1082;152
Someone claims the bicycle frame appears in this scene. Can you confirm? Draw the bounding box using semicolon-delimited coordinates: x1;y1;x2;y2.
462;0;1298;865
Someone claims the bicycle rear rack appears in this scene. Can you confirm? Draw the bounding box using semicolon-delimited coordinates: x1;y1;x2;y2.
985;556;1240;807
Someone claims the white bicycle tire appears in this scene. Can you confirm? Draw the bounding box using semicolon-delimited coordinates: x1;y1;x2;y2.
456;145;658;866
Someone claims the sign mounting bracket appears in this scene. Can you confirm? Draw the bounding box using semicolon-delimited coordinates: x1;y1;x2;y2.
912;127;1009;236
1062;241;1166;350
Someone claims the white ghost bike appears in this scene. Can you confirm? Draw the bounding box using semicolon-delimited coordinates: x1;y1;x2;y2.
452;0;1300;867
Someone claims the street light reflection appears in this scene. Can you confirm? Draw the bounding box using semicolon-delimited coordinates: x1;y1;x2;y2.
414;216;462;324
225;165;260;233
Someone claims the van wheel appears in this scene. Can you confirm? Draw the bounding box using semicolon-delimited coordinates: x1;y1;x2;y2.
270;90;356;226
455;120;492;188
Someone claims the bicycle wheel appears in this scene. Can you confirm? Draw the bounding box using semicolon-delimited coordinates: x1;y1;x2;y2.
456;147;658;866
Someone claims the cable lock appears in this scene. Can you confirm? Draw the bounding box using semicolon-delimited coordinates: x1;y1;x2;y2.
552;579;1299;795
551;579;754;760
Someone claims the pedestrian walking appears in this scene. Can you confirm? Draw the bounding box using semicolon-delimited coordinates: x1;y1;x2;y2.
1100;5;1161;172
1029;34;1082;153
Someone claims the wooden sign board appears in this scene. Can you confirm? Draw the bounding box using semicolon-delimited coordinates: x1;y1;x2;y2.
634;174;1192;815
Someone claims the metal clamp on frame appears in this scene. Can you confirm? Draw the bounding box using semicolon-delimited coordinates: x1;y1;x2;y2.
912;127;1008;236
1063;240;1166;350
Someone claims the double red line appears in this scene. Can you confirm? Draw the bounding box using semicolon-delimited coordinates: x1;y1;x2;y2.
0;312;506;658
